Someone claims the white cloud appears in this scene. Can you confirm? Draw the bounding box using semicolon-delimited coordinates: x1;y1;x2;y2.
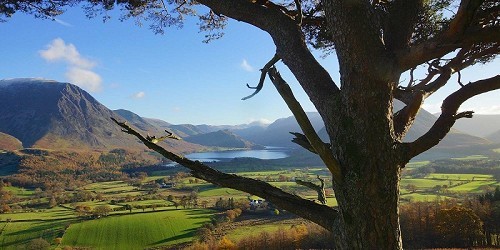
39;38;103;92
248;118;272;125
39;38;95;68
171;107;182;112
65;67;102;92
131;91;146;99
240;59;254;72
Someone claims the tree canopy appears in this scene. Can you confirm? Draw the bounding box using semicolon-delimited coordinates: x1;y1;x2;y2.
2;0;499;248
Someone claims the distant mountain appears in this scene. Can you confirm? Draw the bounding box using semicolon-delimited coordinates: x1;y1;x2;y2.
401;106;489;147
0;132;23;151
184;129;264;149
236;104;488;148
0;78;198;153
451;114;500;137
114;109;158;132
110;110;206;153
487;130;500;143
236;112;324;147
451;114;500;143
143;117;172;130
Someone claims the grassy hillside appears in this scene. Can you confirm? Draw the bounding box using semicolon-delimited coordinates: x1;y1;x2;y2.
0;133;22;151
62;209;212;249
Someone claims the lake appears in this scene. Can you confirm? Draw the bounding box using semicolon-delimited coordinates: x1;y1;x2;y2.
185;147;290;162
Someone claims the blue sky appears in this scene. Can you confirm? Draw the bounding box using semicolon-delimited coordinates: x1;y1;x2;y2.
0;7;498;125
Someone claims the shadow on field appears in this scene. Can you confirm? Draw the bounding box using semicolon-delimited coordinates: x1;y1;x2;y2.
185;209;212;216
151;229;196;245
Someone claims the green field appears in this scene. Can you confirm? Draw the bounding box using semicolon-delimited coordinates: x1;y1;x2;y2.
401;193;451;202
448;180;499;193
451;155;488;160
62;209;212;249
426;173;494;181
197;186;246;197
1;153;498;249
0;206;75;221
405;161;430;169
0;219;75;249
401;178;451;188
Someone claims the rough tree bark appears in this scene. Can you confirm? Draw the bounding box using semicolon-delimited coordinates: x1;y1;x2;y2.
4;0;492;248
2;0;498;248
112;0;498;249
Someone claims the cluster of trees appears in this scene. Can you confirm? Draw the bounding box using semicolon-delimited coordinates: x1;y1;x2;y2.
214;197;238;210
0;180;15;213
7;149;156;190
191;223;335;250
195;208;245;243
75;204;113;218
401;188;500;248
171;191;200;209
408;159;500;180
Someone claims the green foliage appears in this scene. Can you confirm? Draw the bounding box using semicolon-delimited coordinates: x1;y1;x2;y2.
26;238;50;250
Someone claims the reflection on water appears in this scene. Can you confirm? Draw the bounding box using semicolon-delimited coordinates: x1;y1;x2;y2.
185;146;290;162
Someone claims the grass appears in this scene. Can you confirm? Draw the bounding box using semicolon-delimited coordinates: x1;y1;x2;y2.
400;178;451;189
401;193;452;202
451;155;488;160
0;219;74;249
406;161;430;170
198;187;246;198
2;157;498;249
0;206;75;221
448;181;499;193
62;209;213;249
83;181;136;193
2;186;34;197
226;223;284;242
426;173;494;181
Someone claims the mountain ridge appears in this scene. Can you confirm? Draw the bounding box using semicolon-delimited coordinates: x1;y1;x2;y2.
0;78;201;153
0;78;494;155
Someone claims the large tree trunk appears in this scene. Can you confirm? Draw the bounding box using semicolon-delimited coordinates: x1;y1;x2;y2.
332;161;403;249
324;70;405;249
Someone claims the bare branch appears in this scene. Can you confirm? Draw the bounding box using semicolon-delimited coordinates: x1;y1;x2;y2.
396;0;495;71
404;74;500;159
146;130;180;143
111;117;340;230
290;132;317;154
242;53;280;100
394;40;497;138
197;0;340;117
295;175;327;205
267;67;342;183
294;0;302;25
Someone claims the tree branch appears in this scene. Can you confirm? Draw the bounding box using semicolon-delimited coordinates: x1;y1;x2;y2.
242;53;280;100
267;67;342;184
404;74;500;159
111;117;340;230
198;0;340;120
394;40;497;139
393;90;425;140
385;0;423;51
396;0;495;71
296;175;327;205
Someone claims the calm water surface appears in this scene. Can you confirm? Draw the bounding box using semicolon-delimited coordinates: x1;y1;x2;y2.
185;147;290;162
